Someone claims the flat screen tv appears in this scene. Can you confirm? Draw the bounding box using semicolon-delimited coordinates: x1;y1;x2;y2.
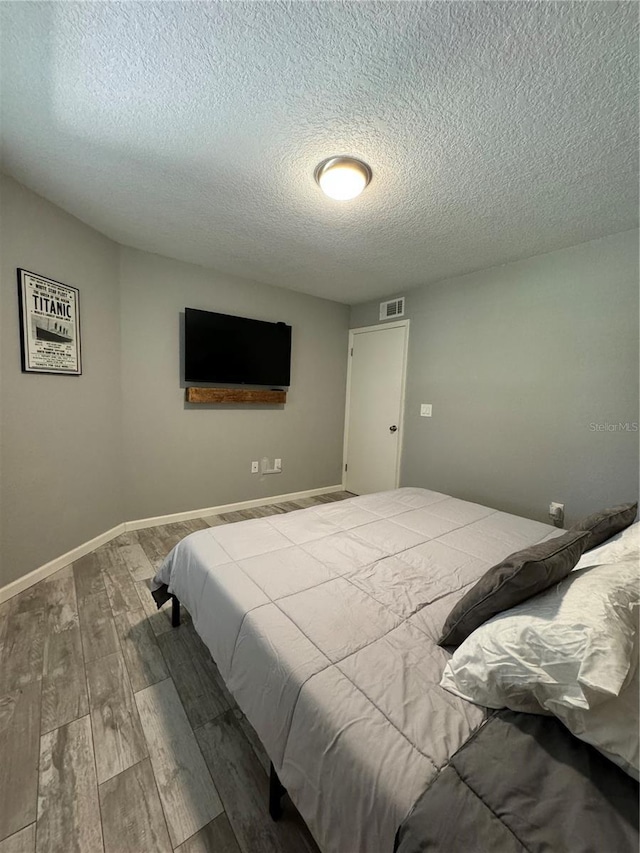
184;308;292;386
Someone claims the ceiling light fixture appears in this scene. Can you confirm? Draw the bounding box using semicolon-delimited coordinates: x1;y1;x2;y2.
314;156;372;201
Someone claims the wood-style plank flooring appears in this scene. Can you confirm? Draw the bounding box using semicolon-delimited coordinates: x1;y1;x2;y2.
0;491;352;853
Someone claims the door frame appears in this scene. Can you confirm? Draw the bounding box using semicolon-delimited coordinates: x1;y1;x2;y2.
342;320;410;491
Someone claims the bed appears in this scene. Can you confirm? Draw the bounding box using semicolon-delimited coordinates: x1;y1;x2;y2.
152;487;638;852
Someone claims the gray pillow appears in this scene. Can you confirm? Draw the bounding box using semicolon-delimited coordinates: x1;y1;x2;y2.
437;529;591;647
571;502;638;551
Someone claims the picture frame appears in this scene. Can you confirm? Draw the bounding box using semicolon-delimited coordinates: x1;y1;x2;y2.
17;268;82;375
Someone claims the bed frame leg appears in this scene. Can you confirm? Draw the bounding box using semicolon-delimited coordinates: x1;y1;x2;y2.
269;762;286;821
171;595;181;627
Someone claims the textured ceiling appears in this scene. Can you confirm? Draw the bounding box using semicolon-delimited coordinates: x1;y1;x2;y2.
1;2;638;304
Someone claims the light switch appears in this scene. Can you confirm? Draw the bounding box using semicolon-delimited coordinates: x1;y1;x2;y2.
420;404;432;417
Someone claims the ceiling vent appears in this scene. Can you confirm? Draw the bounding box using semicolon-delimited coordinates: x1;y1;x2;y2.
379;297;405;321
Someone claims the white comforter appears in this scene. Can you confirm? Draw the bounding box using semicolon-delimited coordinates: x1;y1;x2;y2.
153;487;561;853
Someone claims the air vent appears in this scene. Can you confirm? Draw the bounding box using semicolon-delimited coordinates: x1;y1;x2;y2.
379;297;405;321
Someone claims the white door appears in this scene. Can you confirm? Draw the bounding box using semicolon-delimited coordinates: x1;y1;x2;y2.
344;322;409;495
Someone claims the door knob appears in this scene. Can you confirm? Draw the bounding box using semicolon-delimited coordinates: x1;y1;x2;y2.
389;425;398;432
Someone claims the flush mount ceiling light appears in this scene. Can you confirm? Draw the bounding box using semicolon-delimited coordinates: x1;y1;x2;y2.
314;156;372;201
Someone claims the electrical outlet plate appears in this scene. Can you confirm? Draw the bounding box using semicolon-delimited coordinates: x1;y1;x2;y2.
420;403;432;417
251;461;259;473
549;502;565;526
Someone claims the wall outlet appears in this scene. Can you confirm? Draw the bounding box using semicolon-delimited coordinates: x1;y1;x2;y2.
420;403;432;417
251;461;259;473
549;501;565;527
261;457;281;475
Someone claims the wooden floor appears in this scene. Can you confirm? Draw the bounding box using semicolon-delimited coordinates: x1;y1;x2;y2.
0;491;353;853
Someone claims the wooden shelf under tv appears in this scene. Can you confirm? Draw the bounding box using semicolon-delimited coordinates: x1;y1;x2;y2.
186;387;287;404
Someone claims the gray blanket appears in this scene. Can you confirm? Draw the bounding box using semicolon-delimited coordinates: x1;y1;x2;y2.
395;710;639;853
153;487;565;853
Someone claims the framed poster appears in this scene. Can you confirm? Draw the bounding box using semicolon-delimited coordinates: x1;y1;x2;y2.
17;269;82;375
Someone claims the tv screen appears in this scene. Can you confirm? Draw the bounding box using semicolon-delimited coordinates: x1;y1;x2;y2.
184;308;292;386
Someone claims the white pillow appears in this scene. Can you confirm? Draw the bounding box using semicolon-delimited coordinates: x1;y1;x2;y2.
556;635;639;780
440;560;639;715
440;560;640;777
573;520;640;571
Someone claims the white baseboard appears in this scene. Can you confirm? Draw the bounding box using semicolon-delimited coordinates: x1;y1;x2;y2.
125;485;344;530
0;522;126;605
0;485;344;603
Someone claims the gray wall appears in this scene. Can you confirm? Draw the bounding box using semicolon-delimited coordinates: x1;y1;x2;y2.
0;178;350;587
351;230;640;524
2;172;636;589
119;247;349;521
0;175;123;586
